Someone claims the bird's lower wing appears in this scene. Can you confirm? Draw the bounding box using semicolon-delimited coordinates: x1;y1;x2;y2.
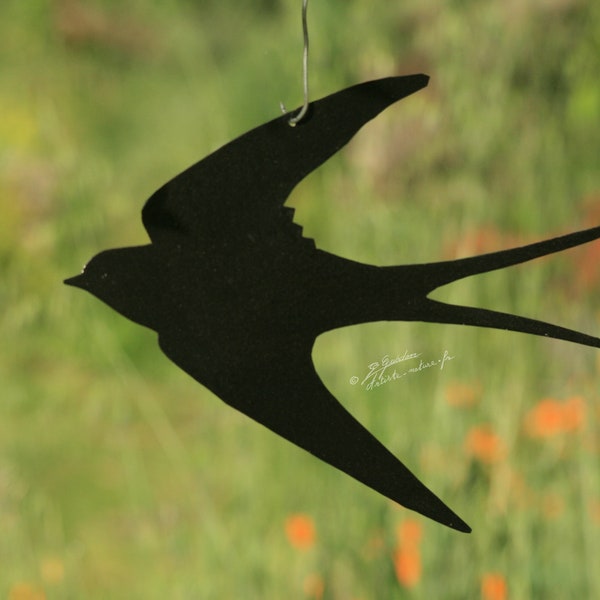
159;333;470;533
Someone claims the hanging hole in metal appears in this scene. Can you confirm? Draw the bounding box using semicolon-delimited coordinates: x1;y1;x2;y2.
280;0;310;127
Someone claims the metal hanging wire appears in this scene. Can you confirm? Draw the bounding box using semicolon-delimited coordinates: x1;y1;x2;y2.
280;0;310;126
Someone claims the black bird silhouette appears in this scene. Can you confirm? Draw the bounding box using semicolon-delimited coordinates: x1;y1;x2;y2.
65;75;600;533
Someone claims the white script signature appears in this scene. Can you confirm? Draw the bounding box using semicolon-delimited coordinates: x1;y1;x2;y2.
350;350;455;391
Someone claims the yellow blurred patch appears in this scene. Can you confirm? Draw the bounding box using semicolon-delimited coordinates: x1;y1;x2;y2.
0;180;24;255
40;556;65;585
0;100;38;153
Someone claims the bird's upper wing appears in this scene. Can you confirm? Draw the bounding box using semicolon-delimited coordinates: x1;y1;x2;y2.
141;75;429;248
157;331;470;533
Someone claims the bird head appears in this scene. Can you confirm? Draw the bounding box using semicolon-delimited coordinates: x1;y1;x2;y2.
65;245;161;331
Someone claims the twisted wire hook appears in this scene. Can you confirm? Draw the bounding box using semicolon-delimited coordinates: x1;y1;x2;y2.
280;0;310;127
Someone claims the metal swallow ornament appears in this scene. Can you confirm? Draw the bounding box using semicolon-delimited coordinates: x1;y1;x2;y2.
66;74;600;532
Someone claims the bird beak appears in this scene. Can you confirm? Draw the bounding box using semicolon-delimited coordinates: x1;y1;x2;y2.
64;273;86;288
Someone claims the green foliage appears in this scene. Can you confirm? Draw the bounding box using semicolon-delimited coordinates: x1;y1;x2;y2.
1;0;599;598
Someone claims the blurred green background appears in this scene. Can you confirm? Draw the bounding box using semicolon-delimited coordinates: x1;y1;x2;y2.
1;0;599;598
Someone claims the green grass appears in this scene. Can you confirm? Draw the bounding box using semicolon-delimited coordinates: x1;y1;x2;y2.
1;0;599;598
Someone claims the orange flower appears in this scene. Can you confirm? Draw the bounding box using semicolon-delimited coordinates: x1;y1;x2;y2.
393;519;423;588
465;425;507;464
393;547;421;588
524;397;586;438
525;399;563;437
444;381;482;408
481;573;507;600
285;514;316;550
396;519;422;548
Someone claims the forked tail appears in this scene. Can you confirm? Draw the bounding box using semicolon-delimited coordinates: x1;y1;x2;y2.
416;225;600;347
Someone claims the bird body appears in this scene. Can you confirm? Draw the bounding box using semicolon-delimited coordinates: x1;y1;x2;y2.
66;74;600;533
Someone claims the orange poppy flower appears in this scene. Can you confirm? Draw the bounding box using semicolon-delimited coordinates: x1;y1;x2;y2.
525;398;563;437
396;519;423;548
285;513;316;550
481;573;507;600
393;519;423;588
393;547;421;588
465;425;507;464
524;397;586;438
